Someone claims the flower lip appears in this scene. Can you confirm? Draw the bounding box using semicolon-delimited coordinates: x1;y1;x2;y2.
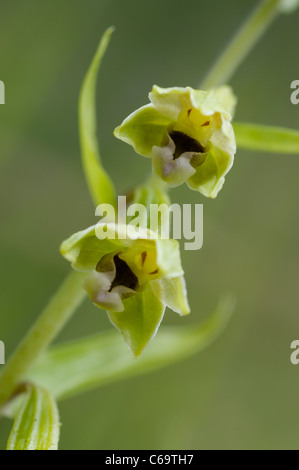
169;130;205;160
108;255;139;291
88;242;162;313
85;252;140;313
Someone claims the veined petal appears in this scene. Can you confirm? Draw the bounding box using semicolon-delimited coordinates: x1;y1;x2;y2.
150;85;236;121
156;239;184;278
187;147;232;198
61;223;185;280
61;223;158;272
152;276;190;316
108;283;166;357
60;225;130;271
149;86;193;120
210;114;237;156
114;104;173;157
187;116;236;198
213;85;237;118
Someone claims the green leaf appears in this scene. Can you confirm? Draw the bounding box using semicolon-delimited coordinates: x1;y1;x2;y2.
234;122;299;154
26;296;235;401
79;27;116;207
6;384;60;451
108;283;166;357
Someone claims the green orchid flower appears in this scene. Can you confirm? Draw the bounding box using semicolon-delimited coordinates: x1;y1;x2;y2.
114;85;237;198
60;223;189;356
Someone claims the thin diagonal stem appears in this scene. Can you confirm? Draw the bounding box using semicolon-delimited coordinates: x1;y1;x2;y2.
201;0;281;89
0;271;87;410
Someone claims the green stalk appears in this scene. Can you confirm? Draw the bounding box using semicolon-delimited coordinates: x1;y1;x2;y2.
201;0;281;89
0;271;87;410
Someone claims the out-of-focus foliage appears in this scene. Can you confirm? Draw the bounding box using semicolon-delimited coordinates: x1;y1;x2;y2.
1;0;299;450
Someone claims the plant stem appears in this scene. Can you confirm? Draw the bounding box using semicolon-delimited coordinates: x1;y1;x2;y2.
200;0;281;89
0;271;87;410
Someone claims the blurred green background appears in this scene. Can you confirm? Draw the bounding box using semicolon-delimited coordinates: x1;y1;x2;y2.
0;0;299;450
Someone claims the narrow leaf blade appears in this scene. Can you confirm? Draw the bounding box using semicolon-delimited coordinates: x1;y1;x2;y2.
234;122;299;154
6;385;60;451
27;296;235;401
79;27;116;207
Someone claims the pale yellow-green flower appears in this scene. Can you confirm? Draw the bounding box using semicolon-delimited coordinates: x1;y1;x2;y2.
114;85;237;198
61;224;189;356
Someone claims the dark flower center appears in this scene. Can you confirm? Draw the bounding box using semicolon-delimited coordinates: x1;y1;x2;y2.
110;255;138;291
170;131;205;160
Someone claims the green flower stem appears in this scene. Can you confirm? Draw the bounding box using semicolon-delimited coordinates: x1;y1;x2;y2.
0;271;87;411
147;173;169;193
201;0;281;89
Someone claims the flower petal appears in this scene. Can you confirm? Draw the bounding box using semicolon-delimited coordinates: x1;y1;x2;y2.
108;283;166;357
152;136;197;187
152;276;190;316
187;116;236;198
114;104;173;158
84;260;136;313
150;85;236;121
155;239;184;278
212;85;237;118
149;86;193;120
60;225;131;271
85;270;135;313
